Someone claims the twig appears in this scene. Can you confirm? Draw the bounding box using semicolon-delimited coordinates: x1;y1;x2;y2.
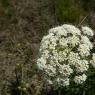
78;14;89;27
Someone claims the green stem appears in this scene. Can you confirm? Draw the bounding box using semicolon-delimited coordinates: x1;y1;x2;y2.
21;64;24;95
58;89;61;95
83;90;86;95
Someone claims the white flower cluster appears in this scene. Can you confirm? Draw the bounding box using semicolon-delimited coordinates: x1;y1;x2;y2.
90;54;95;68
37;24;95;86
74;74;87;84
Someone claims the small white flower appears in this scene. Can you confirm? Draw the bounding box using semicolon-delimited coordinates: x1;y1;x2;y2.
63;24;81;35
49;26;67;37
74;74;87;84
59;64;73;77
47;80;53;85
68;52;80;65
67;35;80;47
48;36;58;50
52;50;59;57
59;37;68;47
75;60;89;72
46;65;56;76
78;44;90;57
92;53;95;62
37;57;47;70
58;51;67;62
40;40;49;51
82;26;94;36
81;36;93;49
90;53;95;68
41;50;49;59
56;78;70;86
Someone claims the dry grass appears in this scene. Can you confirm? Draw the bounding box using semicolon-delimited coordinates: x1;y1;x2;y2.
0;0;56;94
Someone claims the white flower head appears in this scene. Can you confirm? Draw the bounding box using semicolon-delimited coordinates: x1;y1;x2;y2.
82;26;94;36
41;50;49;59
63;24;81;35
75;60;89;72
92;53;95;62
37;57;47;70
37;24;94;87
81;36;93;49
56;78;70;86
59;64;73;77
49;26;67;37
67;35;80;47
47;80;53;85
78;44;90;57
90;53;95;68
68;52;80;65
58;51;67;62
74;74;87;84
59;37;68;47
45;65;56;76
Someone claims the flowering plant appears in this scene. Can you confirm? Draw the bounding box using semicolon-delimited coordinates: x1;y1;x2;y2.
37;24;95;88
